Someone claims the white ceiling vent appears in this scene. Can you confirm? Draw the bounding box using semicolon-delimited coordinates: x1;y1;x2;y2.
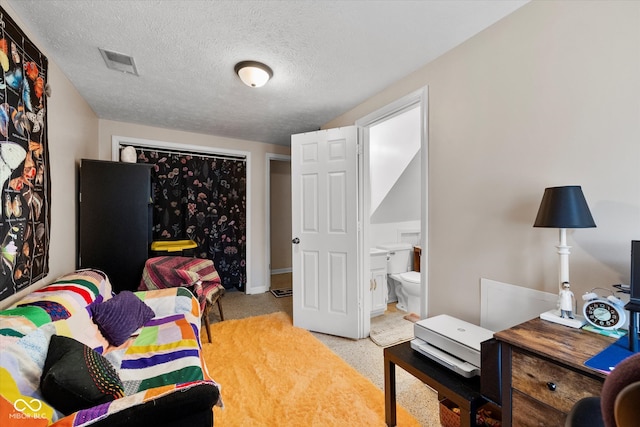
99;48;138;76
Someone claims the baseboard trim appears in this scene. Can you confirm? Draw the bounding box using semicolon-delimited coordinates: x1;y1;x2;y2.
247;285;269;295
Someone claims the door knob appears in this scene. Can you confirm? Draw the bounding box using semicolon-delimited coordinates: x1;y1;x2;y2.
292;237;300;244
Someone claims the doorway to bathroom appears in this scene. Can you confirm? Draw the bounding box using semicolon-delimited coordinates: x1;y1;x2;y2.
289;88;428;339
357;87;428;320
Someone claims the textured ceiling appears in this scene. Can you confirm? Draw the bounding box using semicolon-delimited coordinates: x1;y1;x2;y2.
6;0;527;146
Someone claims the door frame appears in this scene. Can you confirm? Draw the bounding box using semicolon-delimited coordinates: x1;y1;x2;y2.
264;153;291;292
355;87;429;318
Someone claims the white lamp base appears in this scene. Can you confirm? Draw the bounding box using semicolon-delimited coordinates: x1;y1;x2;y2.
540;309;587;329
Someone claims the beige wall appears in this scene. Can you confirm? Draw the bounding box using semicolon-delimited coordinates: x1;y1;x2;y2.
325;1;640;323
0;1;99;308
97;120;290;294
270;160;292;271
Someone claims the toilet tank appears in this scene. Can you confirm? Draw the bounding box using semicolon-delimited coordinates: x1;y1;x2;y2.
376;243;412;274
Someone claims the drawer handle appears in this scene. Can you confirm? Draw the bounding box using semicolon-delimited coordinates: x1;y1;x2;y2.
546;382;557;391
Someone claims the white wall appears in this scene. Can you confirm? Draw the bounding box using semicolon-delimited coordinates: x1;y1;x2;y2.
369;105;421;252
0;1;99;308
371;152;421;225
370;220;421;250
369;106;420;215
325;1;640;324
98;120;290;294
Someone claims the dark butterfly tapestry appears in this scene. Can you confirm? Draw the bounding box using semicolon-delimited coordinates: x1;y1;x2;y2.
136;148;246;291
0;7;51;302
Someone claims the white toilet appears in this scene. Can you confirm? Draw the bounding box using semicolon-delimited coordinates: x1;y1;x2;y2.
377;243;421;314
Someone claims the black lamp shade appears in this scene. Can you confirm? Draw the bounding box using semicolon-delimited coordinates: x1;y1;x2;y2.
533;186;596;228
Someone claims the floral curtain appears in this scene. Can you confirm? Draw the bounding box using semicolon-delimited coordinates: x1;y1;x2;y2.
136;148;246;291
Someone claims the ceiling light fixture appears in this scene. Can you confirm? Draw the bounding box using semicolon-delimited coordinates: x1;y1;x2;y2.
234;61;273;88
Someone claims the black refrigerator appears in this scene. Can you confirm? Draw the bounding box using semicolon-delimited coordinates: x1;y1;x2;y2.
78;159;153;293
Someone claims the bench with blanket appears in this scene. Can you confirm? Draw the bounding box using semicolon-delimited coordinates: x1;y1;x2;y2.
0;269;221;426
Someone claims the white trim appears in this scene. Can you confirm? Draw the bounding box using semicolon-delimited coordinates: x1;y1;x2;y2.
356;90;423;128
355;87;429;319
112;135;252;294
111;135;248;160
265;153;292;291
420;88;429;319
250;284;270;294
357;126;369;338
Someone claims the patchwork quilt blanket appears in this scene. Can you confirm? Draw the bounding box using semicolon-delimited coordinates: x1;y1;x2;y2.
0;269;220;427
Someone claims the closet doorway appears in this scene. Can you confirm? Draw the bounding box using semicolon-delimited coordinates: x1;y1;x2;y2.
112;135;251;292
265;154;291;292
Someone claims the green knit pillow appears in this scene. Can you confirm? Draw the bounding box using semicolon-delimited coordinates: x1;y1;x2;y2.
40;335;124;415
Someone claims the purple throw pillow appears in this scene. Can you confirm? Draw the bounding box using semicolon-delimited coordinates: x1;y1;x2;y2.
91;291;155;346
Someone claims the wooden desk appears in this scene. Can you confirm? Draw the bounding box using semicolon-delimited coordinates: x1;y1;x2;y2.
494;318;616;426
384;341;486;426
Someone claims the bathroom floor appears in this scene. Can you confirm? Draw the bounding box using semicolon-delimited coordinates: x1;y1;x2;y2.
383;301;420;322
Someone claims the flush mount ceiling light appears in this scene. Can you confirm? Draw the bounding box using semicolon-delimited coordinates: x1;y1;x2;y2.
234;61;273;88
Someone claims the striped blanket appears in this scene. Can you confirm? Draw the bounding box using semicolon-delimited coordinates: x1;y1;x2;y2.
0;270;220;427
139;256;223;311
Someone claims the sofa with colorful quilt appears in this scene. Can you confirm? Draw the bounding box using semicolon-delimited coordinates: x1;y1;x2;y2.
0;269;221;427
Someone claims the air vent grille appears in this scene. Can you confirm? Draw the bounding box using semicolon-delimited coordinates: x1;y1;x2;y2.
99;48;138;76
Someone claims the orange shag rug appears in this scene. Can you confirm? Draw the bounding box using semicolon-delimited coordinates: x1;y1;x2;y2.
202;312;420;427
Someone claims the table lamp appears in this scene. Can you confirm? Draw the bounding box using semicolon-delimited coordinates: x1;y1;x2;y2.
534;186;596;328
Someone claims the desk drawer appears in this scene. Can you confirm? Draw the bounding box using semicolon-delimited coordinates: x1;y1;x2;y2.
512;350;602;413
512;390;565;427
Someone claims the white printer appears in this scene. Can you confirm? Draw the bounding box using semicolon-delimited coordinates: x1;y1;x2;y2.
411;314;494;378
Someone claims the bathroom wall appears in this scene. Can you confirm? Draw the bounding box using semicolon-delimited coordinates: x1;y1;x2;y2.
370;220;421;250
369;106;421;250
369;106;421;216
370;152;421;249
371;152;421;225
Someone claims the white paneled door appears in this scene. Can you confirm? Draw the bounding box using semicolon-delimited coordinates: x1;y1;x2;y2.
291;126;364;339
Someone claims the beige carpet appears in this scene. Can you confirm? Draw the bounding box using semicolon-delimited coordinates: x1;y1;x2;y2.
370;311;416;347
202;312;420;426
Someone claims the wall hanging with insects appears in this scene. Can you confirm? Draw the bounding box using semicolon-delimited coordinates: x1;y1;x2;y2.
0;6;51;302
